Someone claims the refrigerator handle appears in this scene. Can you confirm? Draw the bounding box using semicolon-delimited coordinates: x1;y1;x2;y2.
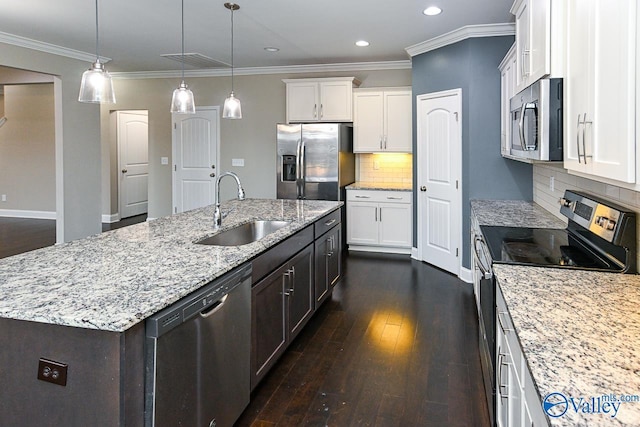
299;139;306;199
295;139;302;198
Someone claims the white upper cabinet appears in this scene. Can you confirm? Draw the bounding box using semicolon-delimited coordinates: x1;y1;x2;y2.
564;0;637;183
353;88;412;153
511;0;563;93
499;43;517;158
283;77;358;123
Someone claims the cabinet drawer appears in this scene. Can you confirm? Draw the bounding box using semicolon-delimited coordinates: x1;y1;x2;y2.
314;208;341;238
347;190;412;204
251;225;313;284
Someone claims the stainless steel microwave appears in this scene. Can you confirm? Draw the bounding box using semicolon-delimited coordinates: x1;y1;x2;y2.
509;78;563;161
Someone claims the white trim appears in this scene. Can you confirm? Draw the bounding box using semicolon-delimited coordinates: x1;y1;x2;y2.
347;245;412;255
0;209;56;220
53;76;64;244
405;23;515;57
459;267;473;283
101;213;121;223
111;60;412;80
411;246;419;259
0;31;111;63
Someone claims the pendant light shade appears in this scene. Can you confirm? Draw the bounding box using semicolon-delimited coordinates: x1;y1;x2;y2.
222;2;242;119
78;0;116;104
170;0;196;114
171;81;196;114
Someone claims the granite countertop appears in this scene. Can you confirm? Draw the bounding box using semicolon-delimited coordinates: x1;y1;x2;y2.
0;199;341;333
346;181;413;191
494;264;640;426
471;199;566;228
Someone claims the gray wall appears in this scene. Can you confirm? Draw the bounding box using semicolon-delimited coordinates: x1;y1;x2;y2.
103;69;412;219
0;43;103;242
412;36;533;268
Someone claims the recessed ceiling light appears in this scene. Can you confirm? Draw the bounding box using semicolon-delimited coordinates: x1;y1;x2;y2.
423;6;442;16
355;40;370;47
264;47;280;52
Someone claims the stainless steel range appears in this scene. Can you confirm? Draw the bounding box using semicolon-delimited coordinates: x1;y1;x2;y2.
473;190;637;426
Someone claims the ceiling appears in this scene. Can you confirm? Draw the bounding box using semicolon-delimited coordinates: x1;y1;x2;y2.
0;0;514;73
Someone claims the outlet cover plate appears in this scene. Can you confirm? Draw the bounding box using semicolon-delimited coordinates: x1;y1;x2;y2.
37;358;68;386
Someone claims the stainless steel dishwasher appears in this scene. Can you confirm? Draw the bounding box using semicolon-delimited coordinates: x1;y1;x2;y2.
145;263;251;427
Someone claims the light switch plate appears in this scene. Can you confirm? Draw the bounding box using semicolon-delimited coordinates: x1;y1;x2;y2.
232;158;245;167
161;157;169;165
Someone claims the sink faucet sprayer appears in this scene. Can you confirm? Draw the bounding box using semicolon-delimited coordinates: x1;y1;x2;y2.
214;171;245;229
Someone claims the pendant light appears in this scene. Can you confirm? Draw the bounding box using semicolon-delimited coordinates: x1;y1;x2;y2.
170;0;196;114
78;0;116;104
222;2;242;119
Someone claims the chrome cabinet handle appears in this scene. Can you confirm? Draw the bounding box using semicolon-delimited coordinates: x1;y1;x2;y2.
497;311;514;332
355;195;370;198
582;112;592;164
375;208;378;222
380;137;383;150
499;352;510;396
283;271;291;296
576;113;583;164
324;219;336;226
387;196;402;200
384;135;387;150
313;104;317;118
379;207;382;222
320;104;323;119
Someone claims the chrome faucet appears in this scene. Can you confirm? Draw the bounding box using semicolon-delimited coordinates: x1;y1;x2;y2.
214;171;245;228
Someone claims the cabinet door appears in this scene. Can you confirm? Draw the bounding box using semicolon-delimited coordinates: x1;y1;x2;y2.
384;91;412;152
528;0;551;83
287;82;319;122
251;263;288;389
514;0;530;91
319;81;353;121
347;202;379;245
314;225;342;309
287;244;314;340
565;0;636;183
354;92;384;152
379;203;412;248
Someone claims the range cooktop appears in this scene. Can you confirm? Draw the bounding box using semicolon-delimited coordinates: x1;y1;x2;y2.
480;225;622;271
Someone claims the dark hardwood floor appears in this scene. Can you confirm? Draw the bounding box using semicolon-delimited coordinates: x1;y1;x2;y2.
236;252;490;427
0;214;147;259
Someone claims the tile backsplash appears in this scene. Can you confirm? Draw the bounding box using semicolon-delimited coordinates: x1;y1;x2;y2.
533;163;640;268
356;153;412;183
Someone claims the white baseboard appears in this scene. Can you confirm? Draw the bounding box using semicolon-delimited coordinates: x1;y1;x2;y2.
0;209;56;220
348;245;412;255
101;213;121;223
411;247;419;259
459;266;473;283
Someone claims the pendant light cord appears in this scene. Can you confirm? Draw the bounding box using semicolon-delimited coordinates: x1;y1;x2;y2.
94;0;100;61
181;0;185;81
230;5;234;93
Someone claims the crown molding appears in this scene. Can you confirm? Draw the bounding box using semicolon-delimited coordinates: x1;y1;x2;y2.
0;31;111;64
110;60;412;80
405;23;515;57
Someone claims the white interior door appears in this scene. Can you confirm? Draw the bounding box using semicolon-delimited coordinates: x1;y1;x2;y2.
172;107;219;213
117;110;149;219
417;89;462;276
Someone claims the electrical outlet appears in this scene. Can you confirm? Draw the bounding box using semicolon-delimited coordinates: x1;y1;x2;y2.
549;176;555;192
232;158;245;167
161;157;169;165
1;194;6;202
37;358;68;386
373;161;379;170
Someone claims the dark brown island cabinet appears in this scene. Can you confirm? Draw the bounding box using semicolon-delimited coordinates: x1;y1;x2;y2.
0;207;343;426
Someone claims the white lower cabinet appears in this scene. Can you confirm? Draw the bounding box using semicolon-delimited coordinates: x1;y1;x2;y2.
496;282;549;427
346;189;412;254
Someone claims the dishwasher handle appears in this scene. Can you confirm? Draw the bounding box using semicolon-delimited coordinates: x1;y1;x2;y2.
200;294;228;318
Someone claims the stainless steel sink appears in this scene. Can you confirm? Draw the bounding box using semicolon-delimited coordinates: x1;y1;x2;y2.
196;220;290;246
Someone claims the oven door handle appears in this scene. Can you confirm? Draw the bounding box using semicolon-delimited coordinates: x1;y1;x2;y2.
473;235;493;280
518;102;537;151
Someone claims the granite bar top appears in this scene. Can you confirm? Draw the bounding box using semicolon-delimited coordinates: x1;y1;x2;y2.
471;199;566;229
346;181;413;191
494;264;640;426
0;199;341;332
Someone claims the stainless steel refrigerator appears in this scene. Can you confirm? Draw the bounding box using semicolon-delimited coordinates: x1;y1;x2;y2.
276;123;355;201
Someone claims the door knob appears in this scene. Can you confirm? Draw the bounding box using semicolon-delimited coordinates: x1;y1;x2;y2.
210;173;216;178
121;169;128;174
420;186;427;191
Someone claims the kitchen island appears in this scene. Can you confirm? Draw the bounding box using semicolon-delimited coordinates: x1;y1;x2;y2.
0;198;341;426
472;199;640;426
